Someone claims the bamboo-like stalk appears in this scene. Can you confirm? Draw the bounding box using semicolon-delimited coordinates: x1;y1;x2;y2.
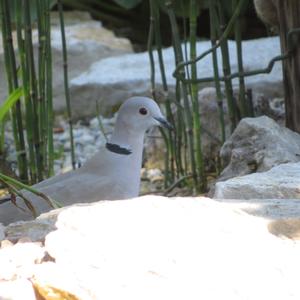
57;0;76;170
209;0;226;143
45;0;54;177
180;0;192;179
150;0;177;185
148;0;172;187
189;0;206;191
232;0;247;117
215;0;237;131
175;81;186;176
173;0;248;78
36;0;47;176
15;0;37;182
24;0;43;182
0;1;12;157
1;0;28;182
147;0;156;97
180;0;191;91
165;0;198;188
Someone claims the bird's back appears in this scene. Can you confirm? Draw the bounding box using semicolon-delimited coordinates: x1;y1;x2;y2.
0;147;141;225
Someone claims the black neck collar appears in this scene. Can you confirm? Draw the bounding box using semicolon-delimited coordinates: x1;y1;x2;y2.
106;142;132;155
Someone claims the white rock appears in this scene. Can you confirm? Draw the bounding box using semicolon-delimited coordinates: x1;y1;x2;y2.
218;116;300;181
70;37;283;117
0;196;300;299
0;242;45;280
214;162;300;199
42;196;300;300
31;262;91;299
0;279;36;300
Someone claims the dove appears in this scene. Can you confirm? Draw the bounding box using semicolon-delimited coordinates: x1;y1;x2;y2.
0;97;172;225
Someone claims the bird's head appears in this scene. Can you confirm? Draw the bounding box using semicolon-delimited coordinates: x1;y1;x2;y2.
116;97;173;133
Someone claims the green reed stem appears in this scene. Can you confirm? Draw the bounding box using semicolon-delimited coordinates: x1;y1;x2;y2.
189;0;205;191
232;0;247;117
45;0;54;177
173;0;248;77
148;0;171;187
24;0;44;182
15;0;37;182
209;0;226;143
151;0;177;185
165;0;198;188
58;0;76;170
147;1;156;97
1;0;28;182
36;0;47;176
215;0;237;131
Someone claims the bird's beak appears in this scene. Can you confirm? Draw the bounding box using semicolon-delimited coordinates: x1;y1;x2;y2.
153;117;173;130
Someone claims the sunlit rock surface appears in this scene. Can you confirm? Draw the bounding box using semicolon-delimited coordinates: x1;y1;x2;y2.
0;196;300;299
214;162;300;200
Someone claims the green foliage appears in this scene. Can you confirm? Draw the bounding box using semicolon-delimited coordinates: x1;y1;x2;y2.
0;0;56;183
2;0;56;25
112;0;142;9
148;0;252;193
0;172;61;218
156;0;204;17
0;87;24;122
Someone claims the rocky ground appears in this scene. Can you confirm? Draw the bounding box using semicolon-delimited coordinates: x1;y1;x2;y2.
0;196;300;300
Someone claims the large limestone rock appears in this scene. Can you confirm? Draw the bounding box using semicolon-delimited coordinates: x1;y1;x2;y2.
70;37;283;118
194;87;284;164
214;162;300;200
219;116;300;181
1;196;300;299
0;11;133;118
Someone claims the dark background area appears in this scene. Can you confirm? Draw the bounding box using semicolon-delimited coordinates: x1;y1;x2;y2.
62;1;271;52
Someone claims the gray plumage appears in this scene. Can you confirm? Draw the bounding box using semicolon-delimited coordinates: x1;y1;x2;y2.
0;97;172;225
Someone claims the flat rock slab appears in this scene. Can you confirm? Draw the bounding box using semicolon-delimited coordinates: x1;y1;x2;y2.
70;37;283;117
1;196;300;299
217;198;300;220
214;162;300;199
39;196;300;300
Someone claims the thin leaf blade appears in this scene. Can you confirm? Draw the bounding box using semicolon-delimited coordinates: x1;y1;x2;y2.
0;87;24;121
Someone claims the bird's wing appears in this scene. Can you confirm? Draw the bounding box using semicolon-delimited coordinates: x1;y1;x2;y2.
38;172;129;205
0;170;130;225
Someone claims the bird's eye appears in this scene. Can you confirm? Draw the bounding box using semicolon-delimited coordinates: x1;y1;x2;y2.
139;107;148;115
